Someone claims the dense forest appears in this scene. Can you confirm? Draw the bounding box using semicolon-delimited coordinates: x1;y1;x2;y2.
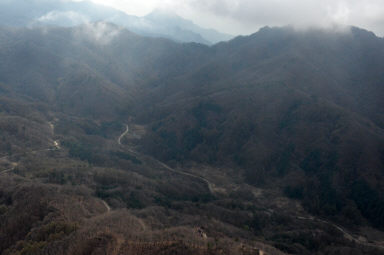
0;23;384;254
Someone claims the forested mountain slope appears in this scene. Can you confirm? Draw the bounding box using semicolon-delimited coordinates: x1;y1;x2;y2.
134;26;384;230
1;24;384;254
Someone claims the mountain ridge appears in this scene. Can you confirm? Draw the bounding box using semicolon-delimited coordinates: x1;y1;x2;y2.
0;23;384;254
0;0;233;44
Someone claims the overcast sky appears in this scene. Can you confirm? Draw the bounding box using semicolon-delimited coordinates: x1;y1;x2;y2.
87;0;384;36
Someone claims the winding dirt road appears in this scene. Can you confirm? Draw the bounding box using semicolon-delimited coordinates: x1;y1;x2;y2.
100;198;147;231
155;159;214;194
0;146;60;175
297;216;384;250
102;200;111;213
118;125;129;145
0;167;16;175
117;124;215;194
0;122;61;175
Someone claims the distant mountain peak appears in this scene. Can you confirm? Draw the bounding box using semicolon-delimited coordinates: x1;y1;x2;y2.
144;8;233;44
146;8;181;20
0;0;232;44
144;8;195;31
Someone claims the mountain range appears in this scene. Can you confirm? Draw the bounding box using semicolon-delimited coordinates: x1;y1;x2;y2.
0;5;384;255
0;0;233;44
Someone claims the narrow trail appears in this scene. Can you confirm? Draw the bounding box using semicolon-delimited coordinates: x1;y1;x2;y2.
117;124;384;249
155;159;215;194
137;218;147;232
0;146;59;175
118;125;129;145
100;198;147;231
297;216;384;250
0;155;9;161
102;200;111;213
0;121;61;175
117;124;215;194
0;166;16;175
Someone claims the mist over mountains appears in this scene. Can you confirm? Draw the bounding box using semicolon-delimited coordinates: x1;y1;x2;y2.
0;0;232;44
0;1;384;255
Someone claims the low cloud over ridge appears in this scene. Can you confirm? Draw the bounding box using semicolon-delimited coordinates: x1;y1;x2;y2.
88;0;384;36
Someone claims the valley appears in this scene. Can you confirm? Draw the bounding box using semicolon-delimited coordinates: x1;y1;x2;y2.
0;23;383;255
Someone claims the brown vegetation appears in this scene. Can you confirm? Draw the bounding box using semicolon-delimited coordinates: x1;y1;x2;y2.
0;25;384;254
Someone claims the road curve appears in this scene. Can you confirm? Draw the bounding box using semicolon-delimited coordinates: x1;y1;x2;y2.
117;124;214;194
118;125;129;145
297;216;384;250
155;159;215;194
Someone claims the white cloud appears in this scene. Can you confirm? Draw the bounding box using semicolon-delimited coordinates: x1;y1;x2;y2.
88;0;165;16
80;0;384;36
74;22;122;45
38;10;89;25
